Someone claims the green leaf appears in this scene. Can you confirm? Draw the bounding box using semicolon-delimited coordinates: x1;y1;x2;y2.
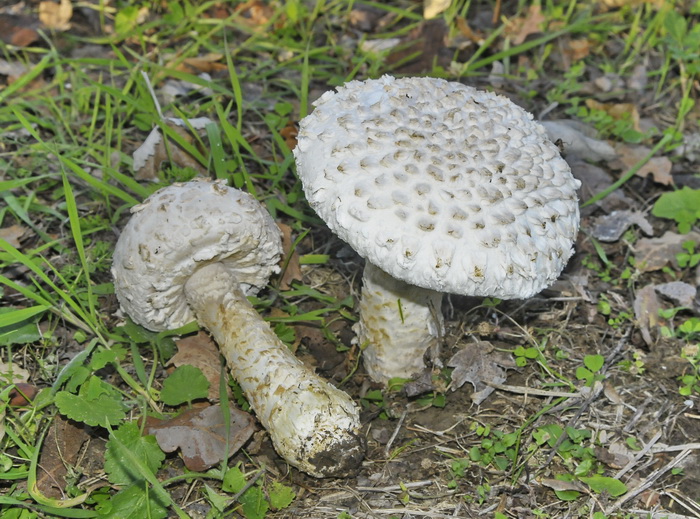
268;481;295;510
90;346;128;371
222;466;247;493
652;187;700;233
160;365;209;406
239;486;269;519
579;475;628;497
97;482;168;519
104;422;165;486
54;391;127;428
584;354;604;373
0;307;44;346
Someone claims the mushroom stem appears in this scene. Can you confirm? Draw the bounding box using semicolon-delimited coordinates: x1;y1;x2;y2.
356;263;444;384
183;262;365;478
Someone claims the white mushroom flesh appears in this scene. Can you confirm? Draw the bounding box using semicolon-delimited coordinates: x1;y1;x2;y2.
112;179;365;477
357;263;444;383
294;76;581;383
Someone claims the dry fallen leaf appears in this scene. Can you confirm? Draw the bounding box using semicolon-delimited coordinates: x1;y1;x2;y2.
447;341;516;404
634;231;700;272
423;0;451;19
0;15;40;46
36;415;89;499
541;120;616;162
132;117;211;180
39;0;73;31
585;99;641;131
614;145;673;185
506;5;546;45
277;223;302;290
146;403;255;471
591;210;653;242
169;332;224;401
0;225;28;248
654;281;697;308
633;284;660;346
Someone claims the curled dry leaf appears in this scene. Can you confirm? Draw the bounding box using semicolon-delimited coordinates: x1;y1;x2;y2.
132;117;211;180
145;403;255;472
633;284;660;346
447;341;516;404
169;332;224;401
277;223;302;290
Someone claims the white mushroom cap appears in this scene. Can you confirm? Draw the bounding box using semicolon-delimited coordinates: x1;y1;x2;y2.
112;178;282;331
294;76;581;299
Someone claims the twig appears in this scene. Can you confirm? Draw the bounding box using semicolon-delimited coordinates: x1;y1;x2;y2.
605;449;692;514
356;480;435;493
614;431;662;479
384;409;407;459
651;442;700;453
487;381;583;399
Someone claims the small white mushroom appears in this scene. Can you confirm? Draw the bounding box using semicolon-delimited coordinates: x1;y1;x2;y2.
111;178;365;477
294;76;581;384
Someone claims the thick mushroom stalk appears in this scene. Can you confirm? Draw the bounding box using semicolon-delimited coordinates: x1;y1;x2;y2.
356;263;444;383
112;179;364;477
184;263;364;477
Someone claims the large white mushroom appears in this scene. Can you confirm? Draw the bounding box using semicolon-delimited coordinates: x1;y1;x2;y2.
111;178;365;477
294;75;581;384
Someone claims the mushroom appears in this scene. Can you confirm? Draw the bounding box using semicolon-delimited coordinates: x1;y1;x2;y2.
293;75;581;384
111;178;365;477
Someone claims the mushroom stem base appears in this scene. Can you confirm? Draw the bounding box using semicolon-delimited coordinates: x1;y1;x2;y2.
184;263;365;478
356;263;444;384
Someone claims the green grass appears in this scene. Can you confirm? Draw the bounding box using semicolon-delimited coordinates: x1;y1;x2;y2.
1;0;699;517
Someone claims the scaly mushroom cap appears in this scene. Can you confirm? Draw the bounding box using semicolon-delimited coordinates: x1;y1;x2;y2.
294;75;581;299
112;178;282;331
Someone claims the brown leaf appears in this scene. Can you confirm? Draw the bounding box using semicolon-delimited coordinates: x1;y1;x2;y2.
277;223;302;290
506;5;546;45
279;121;298;151
0;225;28;248
39;0;73;31
132;117;210;180
614;145;673;185
8;383;38;407
633;284;660;346
634;231;700;272
233;0;275;28
36;416;90;499
423;0;451;19
447;341;516;404
169;53;228;74
169;332;224;402
0;15;40;47
565;38;591;62
145;404;255;471
386;19;448;75
585;99;641;131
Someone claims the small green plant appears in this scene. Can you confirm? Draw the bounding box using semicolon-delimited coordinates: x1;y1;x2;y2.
677;240;700;269
679;344;700;396
575;355;605;387
652;187;700;233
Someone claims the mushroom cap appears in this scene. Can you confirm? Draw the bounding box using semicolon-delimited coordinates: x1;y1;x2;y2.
294;75;581;299
112;178;282;331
